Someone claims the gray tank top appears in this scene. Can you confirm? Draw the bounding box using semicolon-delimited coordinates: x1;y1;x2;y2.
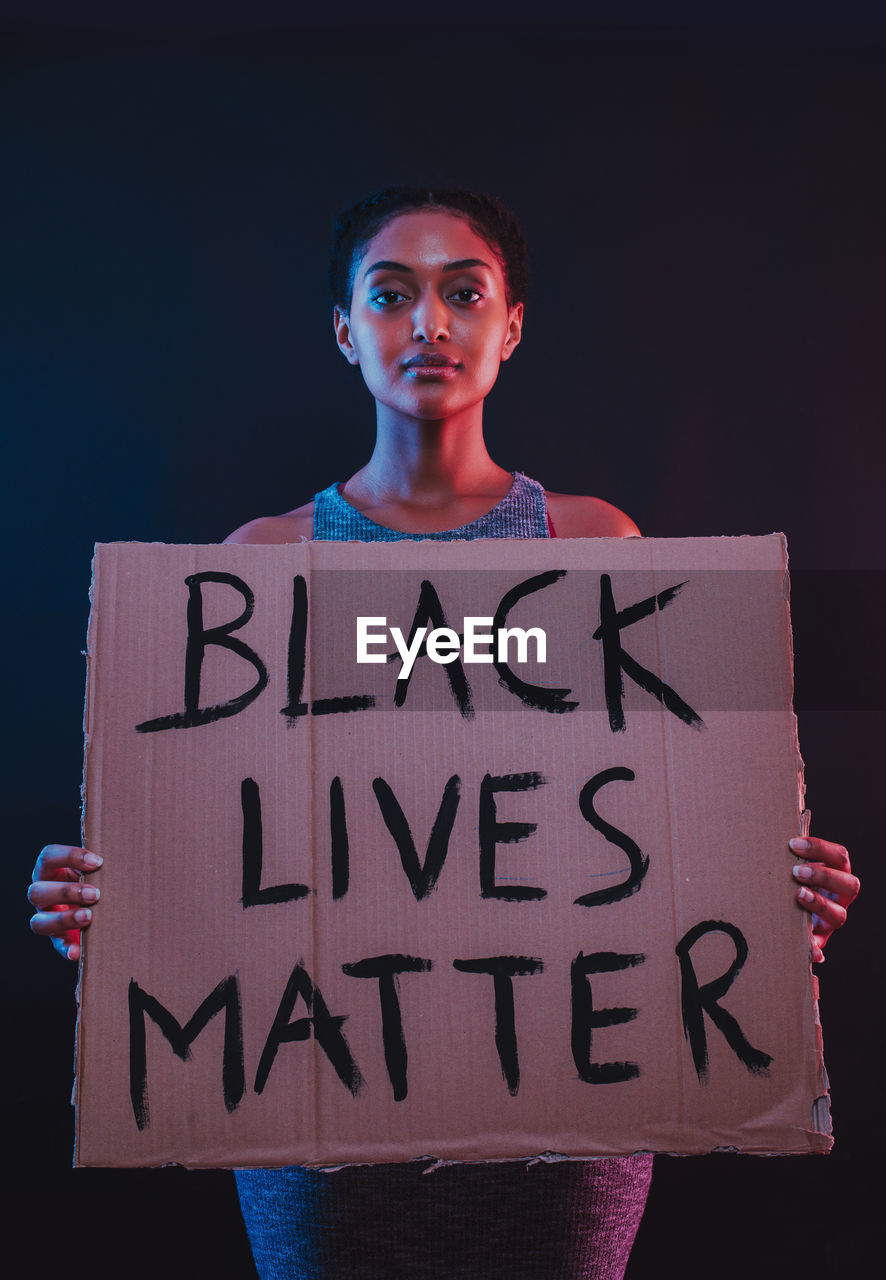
235;470;653;1278
312;470;551;540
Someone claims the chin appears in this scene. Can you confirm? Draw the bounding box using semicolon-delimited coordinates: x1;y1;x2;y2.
393;392;474;420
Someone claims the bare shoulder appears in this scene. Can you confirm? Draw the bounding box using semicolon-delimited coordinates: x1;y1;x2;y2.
545;491;641;539
224;500;315;545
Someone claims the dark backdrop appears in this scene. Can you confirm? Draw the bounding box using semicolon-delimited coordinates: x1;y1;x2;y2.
4;10;884;1279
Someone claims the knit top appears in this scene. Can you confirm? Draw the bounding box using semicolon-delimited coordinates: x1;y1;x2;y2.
234;470;653;1279
311;470;553;540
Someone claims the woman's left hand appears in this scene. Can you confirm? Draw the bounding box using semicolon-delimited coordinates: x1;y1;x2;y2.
790;836;860;963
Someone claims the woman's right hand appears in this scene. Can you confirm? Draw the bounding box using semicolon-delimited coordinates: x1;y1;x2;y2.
28;845;103;962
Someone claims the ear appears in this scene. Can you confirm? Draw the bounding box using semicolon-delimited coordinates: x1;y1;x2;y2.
500;301;523;362
333;306;360;366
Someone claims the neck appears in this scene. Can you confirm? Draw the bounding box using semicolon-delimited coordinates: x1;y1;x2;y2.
350;404;510;505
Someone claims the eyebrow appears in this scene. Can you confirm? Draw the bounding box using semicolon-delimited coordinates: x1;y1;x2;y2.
363;258;492;277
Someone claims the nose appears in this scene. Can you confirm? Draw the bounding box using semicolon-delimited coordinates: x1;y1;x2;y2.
412;294;450;343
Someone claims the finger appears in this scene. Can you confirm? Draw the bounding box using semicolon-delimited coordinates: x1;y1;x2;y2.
52;934;82;963
27;880;101;911
29;906;93;938
795;885;847;935
789;837;851;874
32;845;103;883
791;862;860;905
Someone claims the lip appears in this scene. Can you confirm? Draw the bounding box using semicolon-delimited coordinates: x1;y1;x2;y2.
403;354;460;369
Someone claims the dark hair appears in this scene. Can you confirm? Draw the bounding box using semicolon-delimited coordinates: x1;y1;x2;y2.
329;186;528;311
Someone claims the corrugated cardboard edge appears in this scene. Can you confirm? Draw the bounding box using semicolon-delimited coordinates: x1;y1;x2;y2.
72;545;101;1166
781;535;833;1153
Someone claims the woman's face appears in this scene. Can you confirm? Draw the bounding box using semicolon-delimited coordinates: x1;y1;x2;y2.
334;209;523;423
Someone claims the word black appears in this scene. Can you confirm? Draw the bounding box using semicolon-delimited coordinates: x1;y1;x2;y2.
135;570;703;731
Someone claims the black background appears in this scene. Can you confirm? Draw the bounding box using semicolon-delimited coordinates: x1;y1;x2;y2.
4;6;884;1278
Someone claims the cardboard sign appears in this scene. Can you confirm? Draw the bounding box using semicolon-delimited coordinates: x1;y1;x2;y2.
73;536;831;1168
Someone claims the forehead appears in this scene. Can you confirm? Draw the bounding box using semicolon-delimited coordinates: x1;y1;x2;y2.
356;209;502;279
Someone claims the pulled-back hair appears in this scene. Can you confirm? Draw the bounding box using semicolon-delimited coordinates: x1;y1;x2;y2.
329;186;528;311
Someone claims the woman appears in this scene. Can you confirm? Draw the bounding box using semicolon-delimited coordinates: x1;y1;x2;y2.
30;187;859;1279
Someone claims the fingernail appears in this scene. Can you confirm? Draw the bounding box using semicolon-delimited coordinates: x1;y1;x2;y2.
74;908;92;923
790;838;810;852
797;887;814;903
792;864;813;881
82;853;103;868
81;886;100;902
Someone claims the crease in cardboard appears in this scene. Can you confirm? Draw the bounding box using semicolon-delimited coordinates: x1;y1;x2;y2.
306;541;320;1169
648;540;689;1146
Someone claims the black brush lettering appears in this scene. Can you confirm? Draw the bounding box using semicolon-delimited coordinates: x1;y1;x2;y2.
393;579;473;719
128;975;244;1130
330;775;349;900
479;772;547;901
255;962;363;1096
372;774;461;899
592;573;703;733
240;777;310;907
310;694;377;715
571;951;645;1084
675;920;773;1081
137;572;268;732
281;574;376;721
492;570;578;713
342;955;432;1101
453;956;544;1095
281;574;309;721
575;767;649;907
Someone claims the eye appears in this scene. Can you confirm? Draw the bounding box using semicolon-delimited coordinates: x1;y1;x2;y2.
449;287;483;304
370;289;407;307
